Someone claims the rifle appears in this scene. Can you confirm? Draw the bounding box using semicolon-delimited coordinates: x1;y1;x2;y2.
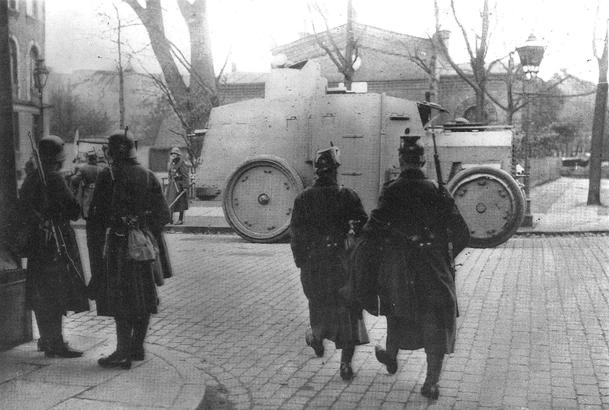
27;131;86;285
421;104;456;274
431;127;444;187
168;182;194;210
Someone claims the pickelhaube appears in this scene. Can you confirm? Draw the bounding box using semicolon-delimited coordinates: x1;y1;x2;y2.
314;145;341;174
108;129;137;160
170;146;181;156
38;135;66;163
399;135;425;164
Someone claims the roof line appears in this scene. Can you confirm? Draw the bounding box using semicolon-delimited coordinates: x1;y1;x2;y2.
272;21;430;53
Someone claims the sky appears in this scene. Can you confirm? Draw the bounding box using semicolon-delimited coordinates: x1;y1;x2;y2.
45;0;608;83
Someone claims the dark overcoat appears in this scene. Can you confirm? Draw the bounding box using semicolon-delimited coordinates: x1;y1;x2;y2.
290;176;369;347
74;163;101;219
87;159;171;318
358;168;470;354
165;158;189;212
18;170;89;314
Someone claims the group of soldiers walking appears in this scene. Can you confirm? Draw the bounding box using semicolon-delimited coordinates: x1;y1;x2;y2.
290;136;469;400
15;129;469;402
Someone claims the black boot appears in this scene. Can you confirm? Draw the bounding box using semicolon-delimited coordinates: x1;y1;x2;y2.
421;353;444;400
37;338;48;352
34;310;55;353
131;315;150;361
35;310;81;358
340;346;355;380
375;345;398;374
98;319;132;369
45;339;83;358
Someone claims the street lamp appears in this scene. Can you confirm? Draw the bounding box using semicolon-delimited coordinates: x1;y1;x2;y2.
516;34;545;227
33;58;49;140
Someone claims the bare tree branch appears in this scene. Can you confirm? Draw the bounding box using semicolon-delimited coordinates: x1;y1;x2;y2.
450;0;475;61
215;47;232;85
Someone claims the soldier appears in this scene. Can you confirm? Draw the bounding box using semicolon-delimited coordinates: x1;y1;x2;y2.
73;149;101;219
361;135;470;399
18;135;89;357
87;131;171;369
290;145;369;380
165;147;189;225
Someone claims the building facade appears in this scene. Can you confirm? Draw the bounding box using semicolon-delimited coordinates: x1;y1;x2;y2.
8;0;47;179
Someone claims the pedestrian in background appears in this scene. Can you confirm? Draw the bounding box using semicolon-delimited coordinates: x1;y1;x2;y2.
72;149;101;219
87;130;171;369
360;135;470;399
18;135;89;358
290;145;369;381
165;146;189;225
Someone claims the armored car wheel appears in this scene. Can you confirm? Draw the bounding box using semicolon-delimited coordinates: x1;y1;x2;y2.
223;155;304;243
447;166;524;248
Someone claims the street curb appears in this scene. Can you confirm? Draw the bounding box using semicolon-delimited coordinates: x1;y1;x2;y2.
515;229;609;236
146;343;208;409
164;226;235;235
74;223;609;237
72;223;236;235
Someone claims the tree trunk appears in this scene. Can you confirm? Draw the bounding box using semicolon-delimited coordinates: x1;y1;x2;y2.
475;86;486;122
587;81;608;204
116;9;125;129
344;0;355;90
124;0;216;133
185;0;218;119
587;28;608;205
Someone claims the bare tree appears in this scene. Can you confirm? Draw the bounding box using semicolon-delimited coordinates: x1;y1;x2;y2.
430;0;578;125
408;0;442;103
435;0;492;122
587;7;609;205
309;0;359;90
123;0;218;134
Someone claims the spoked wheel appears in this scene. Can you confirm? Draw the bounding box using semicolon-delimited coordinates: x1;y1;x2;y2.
447;166;525;248
222;155;304;243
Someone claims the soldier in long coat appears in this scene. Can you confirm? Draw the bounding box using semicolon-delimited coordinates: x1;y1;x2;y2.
290;146;369;380
87;131;171;369
361;136;470;399
165;147;189;224
18;135;89;358
72;150;101;219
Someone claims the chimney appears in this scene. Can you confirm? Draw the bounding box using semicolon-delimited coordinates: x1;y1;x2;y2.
231;62;237;73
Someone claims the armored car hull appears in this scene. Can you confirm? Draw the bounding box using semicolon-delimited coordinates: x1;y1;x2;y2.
196;62;524;247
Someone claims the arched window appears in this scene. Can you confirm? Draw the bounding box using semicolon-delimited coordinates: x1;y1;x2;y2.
28;45;39;101
9;38;18;99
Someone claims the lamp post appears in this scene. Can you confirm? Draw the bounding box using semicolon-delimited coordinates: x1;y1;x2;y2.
33;58;49;140
516;34;545;227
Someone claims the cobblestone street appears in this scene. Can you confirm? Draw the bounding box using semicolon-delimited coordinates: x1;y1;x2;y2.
64;233;609;409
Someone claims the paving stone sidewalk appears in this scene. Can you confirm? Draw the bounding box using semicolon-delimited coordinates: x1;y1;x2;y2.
57;233;609;409
0;332;206;409
6;176;609;409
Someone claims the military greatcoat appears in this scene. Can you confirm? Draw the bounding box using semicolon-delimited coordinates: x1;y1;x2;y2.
165;158;189;212
74;162;101;219
359;168;470;354
290;176;369;348
87;159;171;318
19;170;89;314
